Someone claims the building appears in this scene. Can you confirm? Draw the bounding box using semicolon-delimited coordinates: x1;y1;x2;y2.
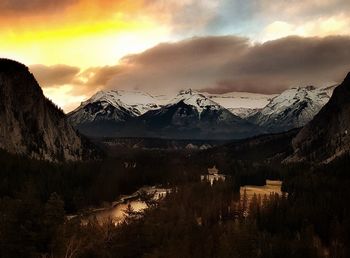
201;165;226;185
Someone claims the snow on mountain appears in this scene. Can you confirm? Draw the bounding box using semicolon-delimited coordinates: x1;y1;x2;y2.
168;89;223;115
250;85;335;132
204;92;276;117
136;89;263;139
82;90;161;115
68;90;162;127
68;85;335;138
229;108;260;118
287;74;350;163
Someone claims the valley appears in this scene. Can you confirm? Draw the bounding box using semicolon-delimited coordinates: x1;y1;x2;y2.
1;59;350;258
2;1;350;257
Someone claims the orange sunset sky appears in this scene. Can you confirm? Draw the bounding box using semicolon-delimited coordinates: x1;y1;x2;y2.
1;0;350;111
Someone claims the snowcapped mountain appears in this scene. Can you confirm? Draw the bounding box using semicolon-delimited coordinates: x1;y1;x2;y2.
205;91;276;118
107;90;164;114
168;89;224;114
287;74;350;163
249;85;335;133
67;90;163;136
69;91;139;125
135;89;263;139
68;85;335;139
180;90;267;120
229;108;260;118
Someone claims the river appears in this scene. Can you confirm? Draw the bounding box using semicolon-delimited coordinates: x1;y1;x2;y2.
79;186;169;225
75;180;283;225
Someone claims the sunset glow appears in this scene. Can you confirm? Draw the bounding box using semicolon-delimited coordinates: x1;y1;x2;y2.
2;0;350;111
0;1;171;67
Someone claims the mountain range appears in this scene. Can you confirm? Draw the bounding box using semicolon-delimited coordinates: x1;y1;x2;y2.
69;89;263;139
68;85;335;139
0;58;349;164
201;75;349;165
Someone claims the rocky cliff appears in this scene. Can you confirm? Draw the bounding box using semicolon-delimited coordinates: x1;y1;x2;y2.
0;59;96;162
288;72;350;163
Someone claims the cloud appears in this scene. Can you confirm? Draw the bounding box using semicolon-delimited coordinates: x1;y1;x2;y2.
257;0;350;19
29;64;80;87
0;0;77;14
201;0;350;40
30;64;125;110
102;36;248;93
260;14;350;41
143;0;220;36
80;66;124;87
34;35;350;111
0;0;218;36
103;35;350;94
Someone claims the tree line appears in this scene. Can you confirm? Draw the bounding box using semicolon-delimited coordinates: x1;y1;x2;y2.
1;149;350;257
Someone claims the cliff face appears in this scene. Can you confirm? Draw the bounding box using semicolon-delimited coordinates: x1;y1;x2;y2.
0;59;93;162
289;72;350;163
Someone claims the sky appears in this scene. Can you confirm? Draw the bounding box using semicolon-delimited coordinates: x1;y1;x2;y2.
1;0;350;112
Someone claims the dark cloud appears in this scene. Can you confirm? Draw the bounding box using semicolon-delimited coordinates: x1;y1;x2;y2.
104;35;350;94
81;66;124;87
104;36;250;93
30;64;80;87
225;36;350;92
0;0;77;14
32;35;350;97
29;64;124;98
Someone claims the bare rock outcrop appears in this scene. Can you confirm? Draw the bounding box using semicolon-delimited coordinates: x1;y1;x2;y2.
0;59;96;162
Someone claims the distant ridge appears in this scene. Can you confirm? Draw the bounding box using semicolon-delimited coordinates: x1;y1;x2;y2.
249;85;334;133
68;84;334;139
69;89;263;139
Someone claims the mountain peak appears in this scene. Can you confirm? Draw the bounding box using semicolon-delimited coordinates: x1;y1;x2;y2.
178;89;197;96
250;84;334;132
175;89;212;102
170;89;221;113
68;89;163;135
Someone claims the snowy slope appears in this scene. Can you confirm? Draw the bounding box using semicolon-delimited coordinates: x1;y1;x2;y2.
229;108;260;118
287;75;350;163
250;85;335;132
136;89;263;139
204;92;276;117
67;86;335;138
68;91;136;127
205;92;276;109
168;89;223;115
81;90;161;115
68;90;162;127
